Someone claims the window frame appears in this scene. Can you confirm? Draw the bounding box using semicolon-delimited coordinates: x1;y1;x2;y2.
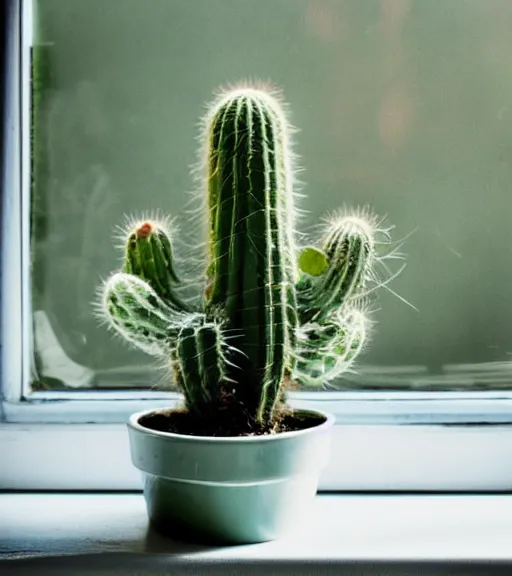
2;0;512;492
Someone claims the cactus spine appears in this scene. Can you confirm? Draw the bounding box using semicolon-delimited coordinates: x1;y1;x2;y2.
100;85;394;433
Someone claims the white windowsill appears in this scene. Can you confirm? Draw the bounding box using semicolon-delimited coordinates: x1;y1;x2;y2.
1;494;512;574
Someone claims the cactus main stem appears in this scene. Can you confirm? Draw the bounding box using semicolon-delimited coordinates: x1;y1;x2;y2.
205;90;298;422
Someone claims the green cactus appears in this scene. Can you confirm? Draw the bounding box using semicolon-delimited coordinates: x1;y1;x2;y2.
99;85;395;432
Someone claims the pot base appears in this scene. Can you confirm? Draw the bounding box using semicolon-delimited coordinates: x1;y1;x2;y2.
143;472;319;544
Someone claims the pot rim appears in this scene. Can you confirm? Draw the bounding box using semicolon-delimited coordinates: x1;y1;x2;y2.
127;407;335;444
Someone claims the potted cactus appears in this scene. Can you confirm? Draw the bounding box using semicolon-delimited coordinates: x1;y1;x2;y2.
99;85;389;544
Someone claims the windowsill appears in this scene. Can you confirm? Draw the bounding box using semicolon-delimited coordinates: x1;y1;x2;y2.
1;493;512;574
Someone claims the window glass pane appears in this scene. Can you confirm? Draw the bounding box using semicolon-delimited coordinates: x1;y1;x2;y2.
30;0;512;391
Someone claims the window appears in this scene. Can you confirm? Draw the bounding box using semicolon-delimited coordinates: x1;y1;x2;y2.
2;0;512;491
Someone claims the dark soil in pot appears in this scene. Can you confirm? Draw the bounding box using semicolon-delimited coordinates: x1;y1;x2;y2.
138;408;326;438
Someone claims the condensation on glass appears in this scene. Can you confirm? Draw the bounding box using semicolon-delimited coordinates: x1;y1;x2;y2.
29;0;512;391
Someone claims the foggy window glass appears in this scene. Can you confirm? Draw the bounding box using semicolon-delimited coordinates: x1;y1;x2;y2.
30;0;512;391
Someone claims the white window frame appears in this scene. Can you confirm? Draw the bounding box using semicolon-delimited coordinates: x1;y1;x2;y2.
2;0;512;492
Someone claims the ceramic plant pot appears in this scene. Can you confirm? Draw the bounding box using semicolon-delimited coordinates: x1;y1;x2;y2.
127;408;334;544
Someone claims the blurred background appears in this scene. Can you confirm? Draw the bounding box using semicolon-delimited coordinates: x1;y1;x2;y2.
30;0;512;391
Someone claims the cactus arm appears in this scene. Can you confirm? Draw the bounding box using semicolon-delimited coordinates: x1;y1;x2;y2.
122;220;192;312
102;272;242;413
176;323;215;411
297;215;375;324
175;320;242;415
101;272;196;356
293;215;377;385
293;307;367;387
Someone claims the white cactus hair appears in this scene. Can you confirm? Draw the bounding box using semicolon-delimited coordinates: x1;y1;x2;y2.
113;210;176;251
318;204;414;310
320;204;394;250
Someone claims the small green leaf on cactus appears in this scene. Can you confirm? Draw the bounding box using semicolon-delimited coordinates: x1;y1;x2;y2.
298;247;329;277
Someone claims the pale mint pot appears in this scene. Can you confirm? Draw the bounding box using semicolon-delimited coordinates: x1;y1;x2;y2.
128;409;334;544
